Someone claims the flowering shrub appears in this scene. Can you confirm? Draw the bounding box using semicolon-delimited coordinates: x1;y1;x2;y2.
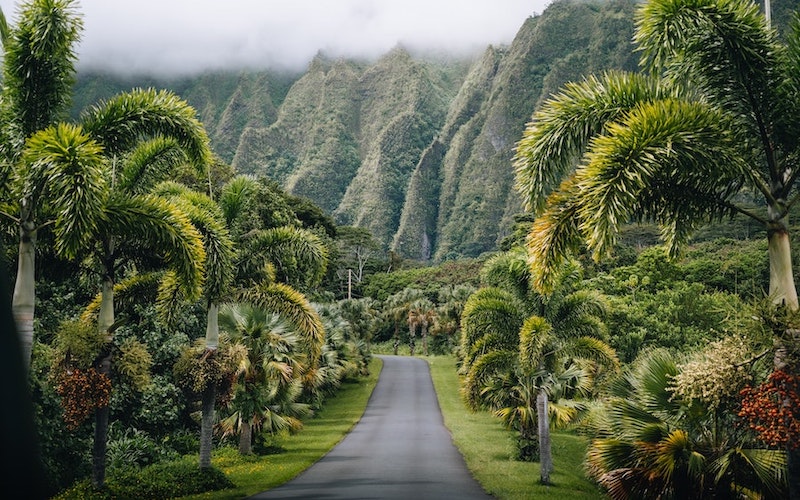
670;335;755;411
55;367;112;430
739;370;800;450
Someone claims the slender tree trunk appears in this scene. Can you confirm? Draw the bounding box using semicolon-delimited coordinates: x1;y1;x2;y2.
768;224;800;499
537;389;553;485
199;384;216;468
12;222;36;372
92;352;111;489
206;303;220;348
92;276;115;489
239;421;252;455
767;228;798;309
421;321;429;356
408;322;416;356
393;322;399;355
199;303;220;468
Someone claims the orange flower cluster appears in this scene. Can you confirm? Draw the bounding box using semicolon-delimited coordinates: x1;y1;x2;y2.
55;368;112;430
739;370;800;450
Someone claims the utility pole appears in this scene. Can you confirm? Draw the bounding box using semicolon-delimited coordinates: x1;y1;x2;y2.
348;269;352;300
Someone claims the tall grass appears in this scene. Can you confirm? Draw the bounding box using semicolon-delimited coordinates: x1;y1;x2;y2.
426;355;605;499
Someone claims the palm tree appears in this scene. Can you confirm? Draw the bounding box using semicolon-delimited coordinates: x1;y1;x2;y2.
218;303;311;455
433;284;475;354
384;287;425;355
459;250;616;483
407;297;436;356
338;297;379;361
1;0;83;370
154;181;235;469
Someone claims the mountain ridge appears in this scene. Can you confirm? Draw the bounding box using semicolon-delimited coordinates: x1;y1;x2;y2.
71;0;641;261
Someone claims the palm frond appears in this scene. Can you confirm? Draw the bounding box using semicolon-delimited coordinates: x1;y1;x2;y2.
237;283;324;367
635;0;779;125
3;0;81;137
21;123;108;258
460;287;524;353
101;193;206;301
218;174;258;225
157;185;234;303
526;177;586;293
80;88;211;167
518;315;550;371
243;225;329;287
710;448;787;498
578;99;744;260
116;137;187;194
513;71;667;214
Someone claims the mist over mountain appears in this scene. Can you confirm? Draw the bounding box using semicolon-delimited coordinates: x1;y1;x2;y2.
71;0;642;261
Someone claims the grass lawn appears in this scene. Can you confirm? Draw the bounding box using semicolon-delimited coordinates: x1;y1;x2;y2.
426;355;605;499
177;356;383;499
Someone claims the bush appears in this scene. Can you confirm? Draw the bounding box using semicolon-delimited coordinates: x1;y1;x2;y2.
108;460;235;499
55;459;235;499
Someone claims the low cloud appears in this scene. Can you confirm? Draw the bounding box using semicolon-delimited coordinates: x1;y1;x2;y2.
0;0;551;75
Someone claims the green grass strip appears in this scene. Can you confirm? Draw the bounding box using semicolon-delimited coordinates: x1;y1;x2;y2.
426;355;605;499
178;356;383;499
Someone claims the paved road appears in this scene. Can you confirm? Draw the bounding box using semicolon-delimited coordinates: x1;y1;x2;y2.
249;355;493;499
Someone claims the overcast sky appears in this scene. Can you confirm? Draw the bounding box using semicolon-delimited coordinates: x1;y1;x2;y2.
0;0;554;76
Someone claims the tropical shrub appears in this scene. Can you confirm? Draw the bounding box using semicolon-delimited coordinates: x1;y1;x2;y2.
585;347;786;499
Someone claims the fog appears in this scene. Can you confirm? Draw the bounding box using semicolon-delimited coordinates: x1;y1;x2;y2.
0;0;553;76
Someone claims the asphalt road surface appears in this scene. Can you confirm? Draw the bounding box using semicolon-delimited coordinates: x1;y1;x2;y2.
249;355;494;499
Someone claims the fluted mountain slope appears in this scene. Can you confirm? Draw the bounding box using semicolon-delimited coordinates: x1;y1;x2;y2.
71;0;640;260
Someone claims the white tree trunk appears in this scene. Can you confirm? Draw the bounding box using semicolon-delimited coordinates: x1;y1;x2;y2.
206;302;220;348
199;302;220;468
537;389;553;485
12;229;36;371
98;278;115;335
768;229;798;309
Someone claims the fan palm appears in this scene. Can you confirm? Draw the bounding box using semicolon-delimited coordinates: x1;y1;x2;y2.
218;303;311;455
407;297;436;356
384;287;426;354
586;348;787;499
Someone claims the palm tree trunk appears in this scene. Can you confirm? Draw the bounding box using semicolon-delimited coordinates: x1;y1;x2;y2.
767;225;800;499
537;389;553;485
408;320;416;356
199;303;220;468
92;276;115;489
421;322;428;356
199;384;216;468
11;223;36;371
206;302;220;348
767;228;798;309
92;352;111;489
239;421;253;455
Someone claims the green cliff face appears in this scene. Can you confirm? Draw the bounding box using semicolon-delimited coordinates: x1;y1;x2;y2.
72;0;641;260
